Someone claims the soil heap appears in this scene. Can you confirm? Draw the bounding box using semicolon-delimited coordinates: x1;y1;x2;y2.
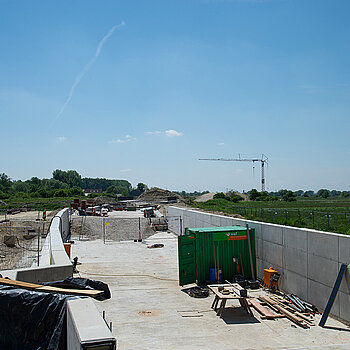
137;188;184;203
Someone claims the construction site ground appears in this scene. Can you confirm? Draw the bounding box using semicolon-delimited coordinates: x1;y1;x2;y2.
71;211;350;350
0;210;56;270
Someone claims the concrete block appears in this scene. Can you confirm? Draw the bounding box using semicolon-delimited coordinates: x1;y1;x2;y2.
284;247;307;276
283;227;307;252
255;238;263;260
307;254;339;288
220;216;233;227
339;235;350;264
262;242;283;269
307;279;340;318
339;291;350;323
249;222;262;239
261;224;283;245
210;215;221;227
280;271;308;301
256;258;264;279
308;231;338;260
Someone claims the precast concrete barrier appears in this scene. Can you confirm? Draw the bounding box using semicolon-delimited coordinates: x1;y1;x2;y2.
169;206;350;324
0;208;73;283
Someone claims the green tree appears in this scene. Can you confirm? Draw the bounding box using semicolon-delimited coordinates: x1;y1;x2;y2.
137;183;148;193
53;169;81;187
0;173;12;193
248;189;260;201
54;189;68;197
213;192;228;200
317;189;330;198
26;177;42;192
282;190;296;202
12;180;29;193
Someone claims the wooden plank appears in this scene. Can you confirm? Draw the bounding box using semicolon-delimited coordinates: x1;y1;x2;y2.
250;298;277;319
260;296;308;328
0;277;41;289
0;277;104;298
36;286;104;297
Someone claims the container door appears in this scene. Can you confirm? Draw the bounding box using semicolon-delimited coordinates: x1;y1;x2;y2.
178;235;196;286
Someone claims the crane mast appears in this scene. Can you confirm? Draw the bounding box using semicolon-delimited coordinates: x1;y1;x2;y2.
199;154;268;192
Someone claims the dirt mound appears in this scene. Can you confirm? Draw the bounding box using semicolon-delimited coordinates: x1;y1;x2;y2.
138;188;184;203
195;193;216;202
93;196;115;205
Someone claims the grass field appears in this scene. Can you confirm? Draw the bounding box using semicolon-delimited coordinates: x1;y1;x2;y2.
193;197;350;235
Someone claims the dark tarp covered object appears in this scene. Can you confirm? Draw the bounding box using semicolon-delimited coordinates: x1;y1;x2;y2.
0;285;72;350
44;277;111;300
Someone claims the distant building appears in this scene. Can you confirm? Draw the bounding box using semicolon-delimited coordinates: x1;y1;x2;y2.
83;189;103;194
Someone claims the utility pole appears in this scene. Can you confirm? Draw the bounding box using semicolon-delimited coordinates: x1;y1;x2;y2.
199;154;268;192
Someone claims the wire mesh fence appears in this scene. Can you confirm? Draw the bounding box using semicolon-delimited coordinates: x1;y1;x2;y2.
71;216;158;243
0;219;49;270
228;206;350;233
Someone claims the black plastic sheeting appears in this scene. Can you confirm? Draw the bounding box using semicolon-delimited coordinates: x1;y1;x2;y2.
0;285;73;350
44;277;111;300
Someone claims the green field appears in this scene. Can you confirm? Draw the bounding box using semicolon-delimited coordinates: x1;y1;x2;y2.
193;197;350;235
0;196;85;211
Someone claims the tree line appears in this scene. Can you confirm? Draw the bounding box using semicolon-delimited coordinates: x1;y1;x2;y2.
0;170;148;200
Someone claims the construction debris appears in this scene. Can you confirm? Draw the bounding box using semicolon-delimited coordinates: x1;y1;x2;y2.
258;295;315;328
147;244;164;249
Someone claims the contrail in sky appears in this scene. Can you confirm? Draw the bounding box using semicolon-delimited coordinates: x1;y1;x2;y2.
54;21;125;124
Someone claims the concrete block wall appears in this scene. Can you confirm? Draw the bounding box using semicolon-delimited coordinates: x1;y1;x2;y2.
169;206;350;324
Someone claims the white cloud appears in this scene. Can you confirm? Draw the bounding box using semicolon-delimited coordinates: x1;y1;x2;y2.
109;135;136;144
109;139;125;144
165;129;183;137
120;169;132;173
57;136;67;142
146;131;162;135
218;142;225;146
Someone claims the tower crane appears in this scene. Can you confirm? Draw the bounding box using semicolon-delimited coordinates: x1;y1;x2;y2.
198;154;268;192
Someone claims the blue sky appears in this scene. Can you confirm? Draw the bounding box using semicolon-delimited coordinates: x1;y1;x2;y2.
1;0;349;192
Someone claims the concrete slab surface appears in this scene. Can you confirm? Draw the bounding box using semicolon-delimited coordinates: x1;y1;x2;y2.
71;231;350;350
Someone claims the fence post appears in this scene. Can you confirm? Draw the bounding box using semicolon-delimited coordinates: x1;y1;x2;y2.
262;208;264;220
327;213;330;231
285;210;287;220
298;209;301;221
37;225;40;267
103;218;106;244
345;213;347;225
138;217;141;241
312;211;315;228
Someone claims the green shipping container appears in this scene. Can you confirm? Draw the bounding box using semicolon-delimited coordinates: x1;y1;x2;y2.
178;226;256;286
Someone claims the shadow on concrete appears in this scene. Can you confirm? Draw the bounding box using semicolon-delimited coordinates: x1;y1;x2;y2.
323;325;350;332
219;307;260;325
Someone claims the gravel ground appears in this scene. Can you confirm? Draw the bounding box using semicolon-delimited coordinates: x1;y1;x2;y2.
71;215;155;242
0;210;58;270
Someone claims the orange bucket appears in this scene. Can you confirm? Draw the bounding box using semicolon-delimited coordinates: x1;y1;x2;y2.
64;243;71;258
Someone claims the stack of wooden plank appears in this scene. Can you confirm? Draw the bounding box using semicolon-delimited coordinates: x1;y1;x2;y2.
249;294;315;328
